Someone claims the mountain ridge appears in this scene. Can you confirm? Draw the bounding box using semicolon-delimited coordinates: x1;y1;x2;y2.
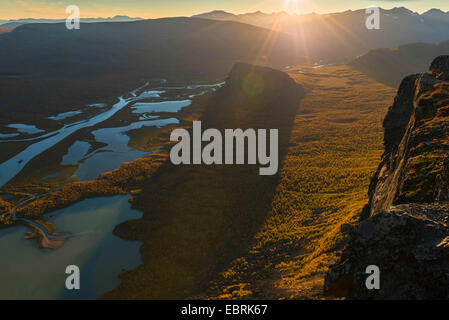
194;7;449;63
0;15;142;29
0;17;300;125
349;40;449;87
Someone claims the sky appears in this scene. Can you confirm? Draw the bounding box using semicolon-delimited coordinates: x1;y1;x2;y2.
1;0;449;20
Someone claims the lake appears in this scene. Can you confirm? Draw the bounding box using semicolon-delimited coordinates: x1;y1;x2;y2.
0;195;141;300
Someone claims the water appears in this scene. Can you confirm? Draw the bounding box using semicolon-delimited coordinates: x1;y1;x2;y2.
131;100;191;114
48;110;83;121
0;80;225;187
0;133;19;139
72;118;178;181
0;96;132;187
0;195;142;300
7;124;44;134
136;90;165;99
0;79;226;299
61;141;91;166
87;103;107;108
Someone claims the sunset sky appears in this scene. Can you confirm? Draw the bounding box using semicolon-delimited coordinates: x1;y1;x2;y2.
2;0;449;20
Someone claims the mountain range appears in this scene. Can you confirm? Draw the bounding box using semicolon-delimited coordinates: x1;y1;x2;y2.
0;17;300;124
5;7;449;64
0;15;142;29
194;8;449;62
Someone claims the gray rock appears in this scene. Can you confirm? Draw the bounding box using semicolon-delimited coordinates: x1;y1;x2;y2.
430;55;449;80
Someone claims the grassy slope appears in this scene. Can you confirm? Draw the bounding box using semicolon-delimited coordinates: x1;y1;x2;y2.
203;66;396;299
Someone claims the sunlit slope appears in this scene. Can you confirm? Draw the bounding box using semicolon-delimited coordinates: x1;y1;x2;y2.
203;65;396;299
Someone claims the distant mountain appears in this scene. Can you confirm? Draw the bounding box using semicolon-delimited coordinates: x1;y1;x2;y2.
193;10;237;21
422;8;449;21
193;7;449;63
0;17;300;124
349;40;449;87
0;22;23;29
0;15;142;29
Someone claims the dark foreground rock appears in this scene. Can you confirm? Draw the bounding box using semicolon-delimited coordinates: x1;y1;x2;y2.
325;56;449;299
326;203;449;299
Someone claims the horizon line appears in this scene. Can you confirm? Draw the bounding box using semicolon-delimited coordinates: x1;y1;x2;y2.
1;6;447;21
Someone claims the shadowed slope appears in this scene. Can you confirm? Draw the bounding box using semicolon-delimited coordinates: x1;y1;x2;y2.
102;63;304;299
349;41;449;88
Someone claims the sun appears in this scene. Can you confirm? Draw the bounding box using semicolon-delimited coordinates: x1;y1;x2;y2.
284;0;300;13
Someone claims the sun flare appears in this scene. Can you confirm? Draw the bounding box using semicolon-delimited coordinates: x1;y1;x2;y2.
284;0;300;14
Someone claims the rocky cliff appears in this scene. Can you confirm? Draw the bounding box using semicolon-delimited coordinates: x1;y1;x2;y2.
325;56;449;299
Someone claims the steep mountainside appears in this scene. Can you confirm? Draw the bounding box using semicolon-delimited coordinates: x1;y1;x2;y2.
0;18;299;125
194;8;449;63
325;56;449;299
349;41;449;87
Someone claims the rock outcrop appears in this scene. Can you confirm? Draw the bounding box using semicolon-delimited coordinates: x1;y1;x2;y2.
325;56;449;299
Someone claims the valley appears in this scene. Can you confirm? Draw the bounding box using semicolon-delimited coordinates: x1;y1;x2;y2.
0;63;396;299
0;78;224;299
2;0;449;304
0;79;223;188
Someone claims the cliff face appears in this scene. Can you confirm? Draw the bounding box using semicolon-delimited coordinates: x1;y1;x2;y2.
325;56;449;299
366;56;449;214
